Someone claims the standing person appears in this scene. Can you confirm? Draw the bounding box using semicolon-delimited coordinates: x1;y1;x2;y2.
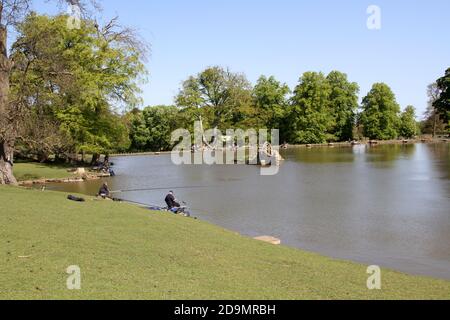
165;191;181;213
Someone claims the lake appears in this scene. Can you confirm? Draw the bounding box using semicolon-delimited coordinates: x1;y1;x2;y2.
47;143;450;280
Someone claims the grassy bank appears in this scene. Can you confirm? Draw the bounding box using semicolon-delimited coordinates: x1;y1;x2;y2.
14;162;73;182
1;186;449;300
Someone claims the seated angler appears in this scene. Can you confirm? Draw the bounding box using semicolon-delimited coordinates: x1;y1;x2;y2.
165;191;181;214
98;182;111;199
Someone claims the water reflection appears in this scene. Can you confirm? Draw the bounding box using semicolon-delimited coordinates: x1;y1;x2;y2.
427;144;450;180
365;144;417;168
285;147;356;164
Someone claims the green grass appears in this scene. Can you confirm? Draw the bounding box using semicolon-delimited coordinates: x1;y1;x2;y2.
13;162;74;181
1;186;449;300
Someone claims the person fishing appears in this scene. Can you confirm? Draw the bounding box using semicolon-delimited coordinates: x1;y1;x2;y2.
98;182;111;199
165;191;181;214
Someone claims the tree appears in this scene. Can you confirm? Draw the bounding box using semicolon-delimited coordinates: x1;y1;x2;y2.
400;106;418;139
176;66;253;130
326;71;359;141
0;0;98;184
253;75;290;135
16;113;72;163
360;83;401;140
127;108;151;151
288;72;334;144
127;105;182;152
8;13;144;164
434;68;450;132
0;0;32;184
142;105;180;151
422;83;445;137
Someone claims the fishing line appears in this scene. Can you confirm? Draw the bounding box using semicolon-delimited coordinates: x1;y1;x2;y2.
116;198;161;208
110;185;212;194
116;196;210;217
111;186;215;216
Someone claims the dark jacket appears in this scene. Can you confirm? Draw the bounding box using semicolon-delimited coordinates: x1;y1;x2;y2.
165;194;180;209
98;185;110;197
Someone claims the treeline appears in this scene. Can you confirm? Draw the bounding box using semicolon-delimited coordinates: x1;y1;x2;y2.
9;14;449;160
127;67;450;152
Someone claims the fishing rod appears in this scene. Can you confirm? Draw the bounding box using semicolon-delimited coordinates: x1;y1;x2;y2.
116;199;207;219
110;185;211;194
115;198;160;208
116;197;201;218
110;186;213;217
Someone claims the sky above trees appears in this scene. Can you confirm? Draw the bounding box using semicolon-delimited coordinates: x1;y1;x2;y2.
32;0;450;118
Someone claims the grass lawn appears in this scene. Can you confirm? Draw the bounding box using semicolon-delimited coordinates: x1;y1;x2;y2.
13;162;74;182
1;186;449;300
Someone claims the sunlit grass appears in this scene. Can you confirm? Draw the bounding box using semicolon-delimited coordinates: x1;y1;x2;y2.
1;186;449;300
13;162;74;181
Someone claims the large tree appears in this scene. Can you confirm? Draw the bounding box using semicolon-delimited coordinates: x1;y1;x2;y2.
10;14;144;163
141;105;179;151
422;82;445;137
252;75;290;134
0;0;98;184
434;68;450;132
126;108;151;151
0;1;147;183
175;66;253;130
288;72;334;144
400;106;418;139
326;71;360;141
359;83;401;140
0;0;32;184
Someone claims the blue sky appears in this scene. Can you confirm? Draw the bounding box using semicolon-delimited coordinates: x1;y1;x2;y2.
33;0;449;118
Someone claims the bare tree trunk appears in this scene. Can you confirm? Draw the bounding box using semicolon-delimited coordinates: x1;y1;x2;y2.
0;25;17;185
0;141;17;184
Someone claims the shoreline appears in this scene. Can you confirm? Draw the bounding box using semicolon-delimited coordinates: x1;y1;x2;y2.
17;172;111;187
288;138;449;148
110;138;449;157
16;139;449;185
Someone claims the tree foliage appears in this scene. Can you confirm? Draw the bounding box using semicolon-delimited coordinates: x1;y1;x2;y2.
10;13;146;158
253;75;290;135
434;68;450;131
286;71;359;144
400;106;418;139
288;72;333;144
176;66;253;129
326;71;359;141
360;83;401;140
422;83;446;136
128;105;180;152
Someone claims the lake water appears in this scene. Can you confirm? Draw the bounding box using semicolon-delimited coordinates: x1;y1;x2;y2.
47;143;450;280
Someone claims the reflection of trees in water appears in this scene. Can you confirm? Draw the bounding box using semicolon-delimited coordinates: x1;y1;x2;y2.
365;144;416;168
426;144;450;180
284;147;356;164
